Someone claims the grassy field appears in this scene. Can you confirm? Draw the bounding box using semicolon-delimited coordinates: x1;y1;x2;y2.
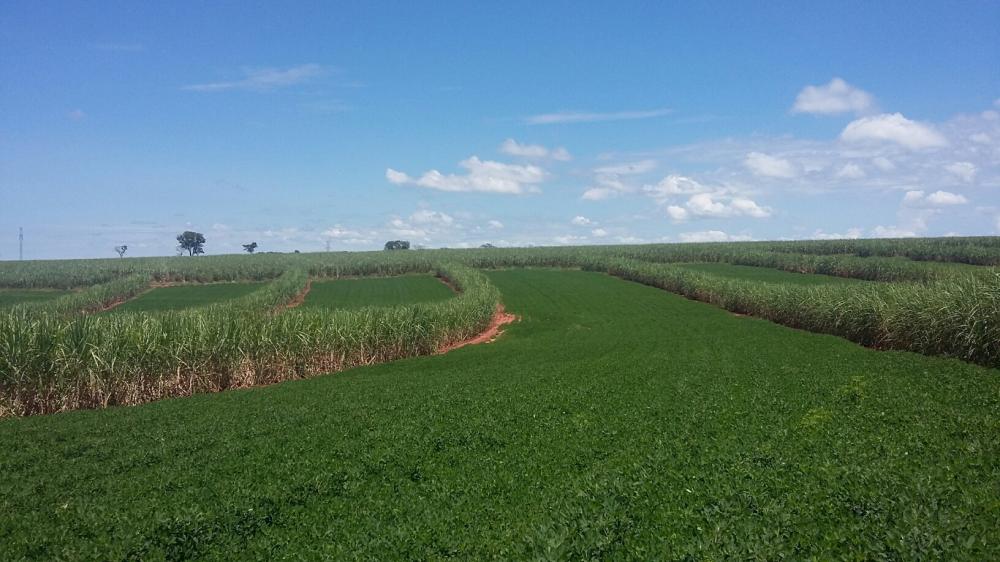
2;269;996;559
0;289;69;308
673;262;864;285
300;274;455;309
109;282;264;313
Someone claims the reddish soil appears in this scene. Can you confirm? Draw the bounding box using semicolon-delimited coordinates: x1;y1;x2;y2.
437;304;518;354
284;280;313;309
437;275;460;293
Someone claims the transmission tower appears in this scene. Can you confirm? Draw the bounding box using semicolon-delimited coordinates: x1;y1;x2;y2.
18;227;23;261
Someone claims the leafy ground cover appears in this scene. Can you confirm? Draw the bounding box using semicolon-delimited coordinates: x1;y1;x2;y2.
300;274;455;309
109;282;264;313
673;262;864;285
1;269;996;559
0;289;69;308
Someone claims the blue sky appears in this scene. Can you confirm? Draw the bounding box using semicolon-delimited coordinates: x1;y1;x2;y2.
1;1;998;259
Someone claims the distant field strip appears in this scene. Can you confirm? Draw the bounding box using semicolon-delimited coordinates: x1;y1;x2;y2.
673;263;864;285
1;269;996;559
110;282;264;313
0;289;70;308
301;274;455;309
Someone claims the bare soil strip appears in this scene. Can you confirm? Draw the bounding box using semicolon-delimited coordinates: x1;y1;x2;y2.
284;280;313;309
437;304;517;354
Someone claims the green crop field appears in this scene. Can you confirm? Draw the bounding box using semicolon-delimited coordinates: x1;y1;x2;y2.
1;269;997;559
673;262;864;285
0;289;70;308
109;282;264;313
301;274;455;309
1;237;999;559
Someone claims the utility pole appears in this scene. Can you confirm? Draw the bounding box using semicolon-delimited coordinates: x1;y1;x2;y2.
325;239;331;252
18;227;23;261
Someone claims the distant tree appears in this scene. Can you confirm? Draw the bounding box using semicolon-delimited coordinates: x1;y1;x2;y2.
480;243;496;249
384;240;410;251
293;250;300;254
114;245;128;258
176;231;206;256
242;242;258;254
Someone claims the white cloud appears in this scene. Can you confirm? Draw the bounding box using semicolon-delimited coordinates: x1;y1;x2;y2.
836;163;866;179
872;225;919;238
591;228;609;237
970;133;992;144
553;234;587;244
926;190;969;205
409;209;454;226
643;174;710;197
791;78;875;115
582;188;617;201
871;156;896;171
668;193;772;221
594;160;657;175
386;156;545;194
666;206;689;221
945;161;977;182
499;139;572;161
903;190;968;207
841;113;948;149
996;215;1000;233
571;216;594;226
487;220;504;229
324;226;363;239
526;108;672;125
812;228;864;240
678;230;753;243
183;64;326;92
744;152;797;178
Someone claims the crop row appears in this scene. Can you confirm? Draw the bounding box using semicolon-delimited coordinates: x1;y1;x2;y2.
0;263;497;417
3;237;998;290
581;258;1000;369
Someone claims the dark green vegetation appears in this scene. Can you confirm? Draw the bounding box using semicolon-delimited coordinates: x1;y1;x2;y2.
2;270;997;559
109;282;264;313
0;289;69;308
301;274;454;310
673;262;863;285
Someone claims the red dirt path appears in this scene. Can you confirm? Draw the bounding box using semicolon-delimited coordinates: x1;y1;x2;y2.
437;304;517;354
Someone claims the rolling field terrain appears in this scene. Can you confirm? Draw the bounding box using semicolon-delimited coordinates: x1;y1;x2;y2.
673;262;864;285
2;269;997;559
301;274;455;309
0;289;70;308
109;282;264;313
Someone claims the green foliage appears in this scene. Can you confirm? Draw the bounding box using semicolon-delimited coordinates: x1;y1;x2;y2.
109;282;265;314
384;240;410;250
1;270;996;559
301;275;454;310
176;231;206;257
0;289;69;308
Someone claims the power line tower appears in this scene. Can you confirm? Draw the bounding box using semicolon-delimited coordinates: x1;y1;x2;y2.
18;227;23;261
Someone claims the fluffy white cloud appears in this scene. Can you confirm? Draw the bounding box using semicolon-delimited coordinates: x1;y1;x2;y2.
668;193;772;221
183;64;325;92
945;161;977;182
323;226;363;239
678;230;753;243
872;225;919;238
386;156;545;194
792;78;875;115
871;156;896;171
903;190;968;207
591;228;609;237
526;108;671;125
571;215;594;226
643;174;709;198
836;163;866;179
744;152;797;178
812;228;864;240
487;220;504;229
582;187;618;201
840;113;948;149
499;139;572;161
